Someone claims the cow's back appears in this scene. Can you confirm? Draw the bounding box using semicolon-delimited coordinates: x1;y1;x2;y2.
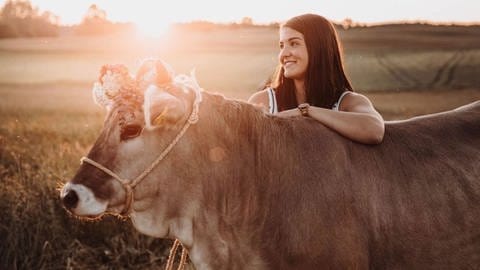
346;101;480;269
357;100;480;180
256;101;480;269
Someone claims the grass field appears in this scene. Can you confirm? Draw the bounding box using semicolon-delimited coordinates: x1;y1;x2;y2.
1;25;480;96
1;24;480;269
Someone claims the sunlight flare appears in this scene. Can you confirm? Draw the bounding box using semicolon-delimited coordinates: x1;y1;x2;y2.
135;18;172;38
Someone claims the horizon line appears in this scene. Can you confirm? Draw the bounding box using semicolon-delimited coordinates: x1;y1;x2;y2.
58;18;480;28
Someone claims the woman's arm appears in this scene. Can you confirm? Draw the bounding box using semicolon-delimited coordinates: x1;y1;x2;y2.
278;92;385;144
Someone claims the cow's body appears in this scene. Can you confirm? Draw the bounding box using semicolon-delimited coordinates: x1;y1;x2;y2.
158;95;480;270
61;62;480;270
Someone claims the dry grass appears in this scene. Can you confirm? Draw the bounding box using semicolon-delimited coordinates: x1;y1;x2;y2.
0;90;177;269
1;25;480;97
1;25;479;269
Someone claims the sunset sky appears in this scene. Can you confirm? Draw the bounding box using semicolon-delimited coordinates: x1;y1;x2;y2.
6;0;480;35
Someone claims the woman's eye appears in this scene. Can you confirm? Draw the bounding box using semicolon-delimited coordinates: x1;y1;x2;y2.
121;124;143;140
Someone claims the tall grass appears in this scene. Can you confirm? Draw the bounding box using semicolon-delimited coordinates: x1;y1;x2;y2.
0;85;187;269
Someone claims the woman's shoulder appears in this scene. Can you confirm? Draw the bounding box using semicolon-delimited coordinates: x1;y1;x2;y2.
247;88;272;106
338;91;376;112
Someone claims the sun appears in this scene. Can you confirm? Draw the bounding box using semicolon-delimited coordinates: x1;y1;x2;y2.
135;18;173;38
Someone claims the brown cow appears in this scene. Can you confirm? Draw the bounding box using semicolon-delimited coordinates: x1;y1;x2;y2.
61;60;480;270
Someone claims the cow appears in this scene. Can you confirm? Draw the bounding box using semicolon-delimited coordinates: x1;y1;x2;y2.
61;59;480;270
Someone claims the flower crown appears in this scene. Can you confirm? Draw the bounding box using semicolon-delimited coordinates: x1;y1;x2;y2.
92;64;138;108
91;60;202;111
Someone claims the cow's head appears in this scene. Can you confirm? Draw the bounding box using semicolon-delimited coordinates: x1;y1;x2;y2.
60;59;201;221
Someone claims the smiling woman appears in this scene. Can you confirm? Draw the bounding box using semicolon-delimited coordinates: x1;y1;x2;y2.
248;13;385;145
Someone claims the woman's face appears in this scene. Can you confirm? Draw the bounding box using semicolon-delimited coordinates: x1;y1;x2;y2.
278;27;309;81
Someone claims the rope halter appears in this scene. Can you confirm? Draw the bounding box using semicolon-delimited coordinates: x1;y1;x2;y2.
80;83;201;216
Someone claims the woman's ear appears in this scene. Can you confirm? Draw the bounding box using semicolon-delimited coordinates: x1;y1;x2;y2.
143;85;186;130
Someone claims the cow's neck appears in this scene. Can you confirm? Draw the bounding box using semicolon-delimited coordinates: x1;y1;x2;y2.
187;108;268;268
176;95;338;269
131;94;336;269
130;187;266;269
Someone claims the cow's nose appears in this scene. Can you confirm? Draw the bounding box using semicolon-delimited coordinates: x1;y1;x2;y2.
62;189;79;209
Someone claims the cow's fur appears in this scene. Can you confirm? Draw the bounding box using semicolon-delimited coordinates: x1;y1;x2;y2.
63;65;480;269
170;93;480;269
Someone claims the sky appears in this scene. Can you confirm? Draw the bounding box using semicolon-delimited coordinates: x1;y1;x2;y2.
6;0;480;35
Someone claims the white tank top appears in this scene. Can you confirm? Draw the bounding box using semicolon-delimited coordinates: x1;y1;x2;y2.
267;88;350;114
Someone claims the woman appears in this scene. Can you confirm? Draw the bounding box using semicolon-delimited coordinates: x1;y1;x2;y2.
248;14;384;144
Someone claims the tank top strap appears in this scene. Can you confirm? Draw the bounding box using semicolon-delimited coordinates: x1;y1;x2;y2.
267;88;278;114
332;91;351;111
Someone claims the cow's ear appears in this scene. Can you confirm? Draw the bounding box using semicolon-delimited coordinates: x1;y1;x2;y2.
154;60;173;85
136;59;174;87
143;85;185;129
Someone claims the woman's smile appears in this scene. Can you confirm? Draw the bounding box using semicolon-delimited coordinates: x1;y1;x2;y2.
283;60;296;68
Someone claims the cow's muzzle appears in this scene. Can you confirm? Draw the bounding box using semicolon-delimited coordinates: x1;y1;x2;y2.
62;188;79;210
60;183;109;217
78;157;134;216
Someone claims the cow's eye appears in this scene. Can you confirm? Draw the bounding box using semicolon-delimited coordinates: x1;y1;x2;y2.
121;124;143;140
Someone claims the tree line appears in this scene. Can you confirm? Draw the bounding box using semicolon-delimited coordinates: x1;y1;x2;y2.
0;0;59;38
0;0;406;39
0;1;286;39
0;0;134;38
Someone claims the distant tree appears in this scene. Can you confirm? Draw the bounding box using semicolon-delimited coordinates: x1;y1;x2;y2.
75;4;109;35
75;4;134;36
342;18;353;30
83;4;107;24
40;10;59;25
1;0;35;19
0;0;59;38
268;22;280;29
241;17;253;26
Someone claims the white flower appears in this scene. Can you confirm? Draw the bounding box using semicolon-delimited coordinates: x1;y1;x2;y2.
102;70;124;98
92;82;112;108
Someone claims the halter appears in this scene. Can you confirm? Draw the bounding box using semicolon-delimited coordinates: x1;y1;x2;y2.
80;86;201;216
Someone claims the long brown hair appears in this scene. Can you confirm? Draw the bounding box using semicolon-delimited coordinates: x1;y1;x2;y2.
270;14;353;111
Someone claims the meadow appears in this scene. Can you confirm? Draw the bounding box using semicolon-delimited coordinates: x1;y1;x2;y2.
1;24;480;269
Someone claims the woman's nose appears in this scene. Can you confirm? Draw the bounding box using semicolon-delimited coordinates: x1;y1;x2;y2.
279;47;291;61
